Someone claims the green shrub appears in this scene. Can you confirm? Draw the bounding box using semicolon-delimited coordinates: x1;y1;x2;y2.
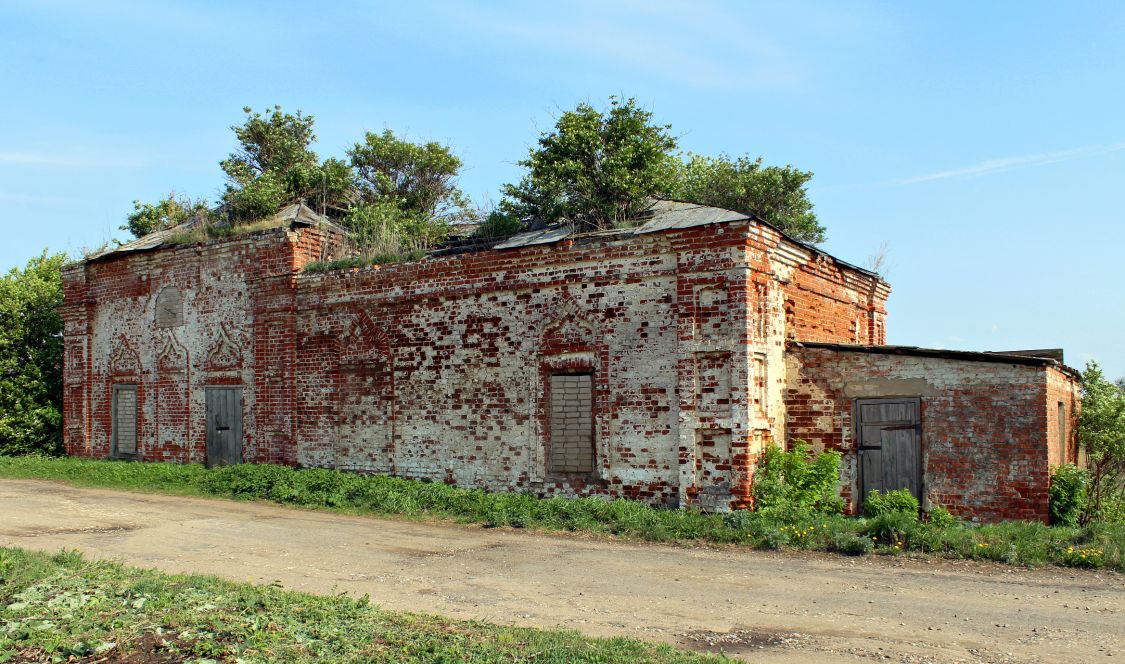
832;531;874;556
865;511;918;548
926;505;957;527
752;440;844;515
863;489;919;518
2;457;1122;572
1049;463;1089;527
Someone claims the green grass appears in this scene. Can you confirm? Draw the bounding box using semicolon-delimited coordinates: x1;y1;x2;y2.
0;546;724;663
303;249;429;274
0;456;1122;572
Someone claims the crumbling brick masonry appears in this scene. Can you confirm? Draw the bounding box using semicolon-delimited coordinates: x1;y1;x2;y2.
60;202;1079;522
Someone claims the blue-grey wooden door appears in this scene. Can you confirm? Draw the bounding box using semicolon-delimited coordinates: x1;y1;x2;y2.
857;398;921;505
205;387;242;467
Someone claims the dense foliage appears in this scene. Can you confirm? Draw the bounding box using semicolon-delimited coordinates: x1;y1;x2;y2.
120;193;208;238
126;99;828;254
675;153;825;243
349;129;471;222
863;489;920;517
0;547;719;663
219;106;354;222
497;96;680;231
494;96;826;242
0;252;66;456
1049;463;1089;527
751;440;844;515
1077;361;1125;522
1;457;1121;571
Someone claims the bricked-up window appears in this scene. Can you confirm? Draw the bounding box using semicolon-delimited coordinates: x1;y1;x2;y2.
549;374;594;474
112;384;138;458
1058;402;1066;450
155;286;184;328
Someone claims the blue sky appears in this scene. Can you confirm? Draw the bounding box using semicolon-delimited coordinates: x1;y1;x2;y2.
2;1;1122;377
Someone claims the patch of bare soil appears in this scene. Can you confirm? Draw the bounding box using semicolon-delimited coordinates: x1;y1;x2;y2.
9;634;200;663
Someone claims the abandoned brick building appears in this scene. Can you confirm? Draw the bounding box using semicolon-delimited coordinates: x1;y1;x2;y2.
61;201;1081;522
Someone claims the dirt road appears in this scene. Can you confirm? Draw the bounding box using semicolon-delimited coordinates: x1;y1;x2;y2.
0;479;1121;662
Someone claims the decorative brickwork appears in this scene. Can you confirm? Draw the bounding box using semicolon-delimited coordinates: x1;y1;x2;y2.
60;208;1079;521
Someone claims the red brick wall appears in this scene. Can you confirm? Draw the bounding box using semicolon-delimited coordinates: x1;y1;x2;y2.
768;241;889;345
61;217;903;511
60;226;330;463
1045;366;1082;469
785;346;1068;523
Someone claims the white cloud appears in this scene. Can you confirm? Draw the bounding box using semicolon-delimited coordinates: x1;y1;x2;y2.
0;150;144;169
897;141;1125;185
439;0;803;91
0;191;76;205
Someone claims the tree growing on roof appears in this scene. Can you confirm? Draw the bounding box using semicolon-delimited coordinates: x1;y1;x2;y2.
497;96;680;231
220;106;354;221
492;96;826;242
120;193;208;239
345;130;471;255
349;129;471;223
673;154;826;243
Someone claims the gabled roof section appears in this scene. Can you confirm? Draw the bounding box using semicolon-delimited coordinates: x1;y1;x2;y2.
489;198;885;285
84;202;342;264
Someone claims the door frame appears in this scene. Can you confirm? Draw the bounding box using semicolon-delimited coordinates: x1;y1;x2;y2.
853;397;923;505
205;386;243;468
111;383;139;459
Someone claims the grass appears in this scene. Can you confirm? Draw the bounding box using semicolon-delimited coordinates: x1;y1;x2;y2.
166;218;293;246
302;249;429;274
0;456;1122;572
0;546;725;663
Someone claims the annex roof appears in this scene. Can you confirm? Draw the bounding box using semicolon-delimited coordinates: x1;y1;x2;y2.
789;341;1077;375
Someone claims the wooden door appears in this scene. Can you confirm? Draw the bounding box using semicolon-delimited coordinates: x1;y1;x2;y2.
857;398;921;505
206;387;242;467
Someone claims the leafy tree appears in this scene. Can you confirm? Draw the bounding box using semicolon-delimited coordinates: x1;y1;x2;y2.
0;251;66;456
499;96;679;230
121;193;208;239
349;130;470;223
1078;361;1125;522
673;154;826;243
220;106;353;222
496;96;825;241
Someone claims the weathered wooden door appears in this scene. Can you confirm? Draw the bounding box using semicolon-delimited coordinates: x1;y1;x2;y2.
857;398;921;504
206;387;242;467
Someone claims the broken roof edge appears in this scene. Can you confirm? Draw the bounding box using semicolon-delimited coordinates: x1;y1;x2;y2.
788;341;1081;378
491;198;888;287
80;202;345;265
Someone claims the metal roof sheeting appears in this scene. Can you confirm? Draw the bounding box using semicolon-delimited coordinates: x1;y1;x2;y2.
492;200;751;250
493;226;575;250
83;203;335;263
790;341;1076;372
632;200;749;234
